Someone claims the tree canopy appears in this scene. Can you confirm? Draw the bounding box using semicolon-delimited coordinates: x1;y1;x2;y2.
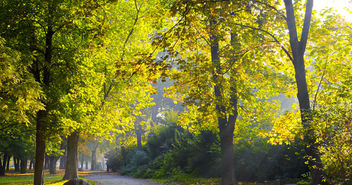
0;0;352;185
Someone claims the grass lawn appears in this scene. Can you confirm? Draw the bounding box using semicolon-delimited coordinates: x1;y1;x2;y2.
153;176;302;185
0;170;96;185
153;175;220;185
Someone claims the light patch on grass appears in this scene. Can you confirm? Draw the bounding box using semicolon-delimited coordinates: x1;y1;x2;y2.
0;170;96;185
0;175;63;185
49;180;69;185
0;175;33;185
46;178;95;185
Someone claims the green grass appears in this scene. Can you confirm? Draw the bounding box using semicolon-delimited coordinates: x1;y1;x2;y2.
0;175;95;185
0;169;102;185
0;175;63;185
153;176;302;185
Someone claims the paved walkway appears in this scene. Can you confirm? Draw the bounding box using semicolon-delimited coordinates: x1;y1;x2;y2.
85;174;165;185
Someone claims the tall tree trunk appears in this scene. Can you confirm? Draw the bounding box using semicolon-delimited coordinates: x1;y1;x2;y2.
210;21;238;185
0;154;7;176
34;110;47;185
44;154;49;169
0;157;3;176
49;156;59;174
136;124;142;150
80;153;84;170
59;152;66;169
29;160;33;170
63;131;79;180
34;17;53;184
135;117;143;151
14;157;20;172
85;160;88;170
59;137;67;169
6;156;10;171
91;142;98;170
20;159;27;173
283;0;323;184
219;123;236;185
293;56;324;185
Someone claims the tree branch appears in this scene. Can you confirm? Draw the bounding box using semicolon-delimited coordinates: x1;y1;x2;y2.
284;0;299;59
234;23;294;62
222;50;249;75
120;0;141;61
299;0;314;55
149;4;191;57
252;0;287;20
312;59;327;111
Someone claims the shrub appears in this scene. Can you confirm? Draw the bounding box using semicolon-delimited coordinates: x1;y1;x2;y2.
121;150;150;175
321;128;352;183
105;149;124;172
234;139;308;182
106;120;308;182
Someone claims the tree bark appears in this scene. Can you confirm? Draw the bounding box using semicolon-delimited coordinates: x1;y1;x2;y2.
210;21;238;185
0;154;8;176
59;152;66;169
59;137;67;169
6;156;10;171
91;142;99;170
80;153;84;170
29;160;33;170
85;160;88;170
134;117;143;151
0;157;3;176
14;157;20;172
34;110;47;185
136;125;142;150
49;156;59;174
34;8;54;183
137;127;142;150
59;155;67;169
20;159;27;173
283;0;324;184
63;131;79;180
44;154;49;169
219;124;236;185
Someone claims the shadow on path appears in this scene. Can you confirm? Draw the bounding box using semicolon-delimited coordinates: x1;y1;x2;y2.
86;174;165;185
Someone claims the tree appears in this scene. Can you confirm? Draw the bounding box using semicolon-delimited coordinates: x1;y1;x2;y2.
0;35;42;175
0;125;34;176
0;37;43;130
0;0;119;183
153;1;287;184
0;35;41;176
45;138;64;175
306;9;352;183
63;131;79;179
281;0;324;183
89;140;99;170
1;0;168;181
59;0;169;179
209;22;238;185
231;0;324;183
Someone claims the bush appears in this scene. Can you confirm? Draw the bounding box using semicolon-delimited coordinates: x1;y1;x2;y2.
321;128;352;183
106;122;308;182
121;150;150;175
105;149;124;172
145;124;183;159
234;139;308;182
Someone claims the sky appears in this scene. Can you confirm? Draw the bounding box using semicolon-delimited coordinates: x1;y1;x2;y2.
314;0;352;21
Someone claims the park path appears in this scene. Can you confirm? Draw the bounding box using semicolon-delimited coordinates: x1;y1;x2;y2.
85;174;165;185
